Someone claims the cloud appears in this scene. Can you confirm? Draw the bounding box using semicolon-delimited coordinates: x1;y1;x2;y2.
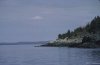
32;16;43;20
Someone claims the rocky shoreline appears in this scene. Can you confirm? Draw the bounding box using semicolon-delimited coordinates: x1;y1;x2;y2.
41;41;100;48
41;36;100;48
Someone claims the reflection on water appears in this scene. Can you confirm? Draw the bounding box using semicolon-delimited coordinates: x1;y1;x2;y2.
0;45;100;65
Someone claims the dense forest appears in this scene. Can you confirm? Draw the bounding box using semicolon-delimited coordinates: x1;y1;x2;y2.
58;16;100;40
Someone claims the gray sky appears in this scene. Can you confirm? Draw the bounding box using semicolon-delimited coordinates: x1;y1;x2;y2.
0;0;100;42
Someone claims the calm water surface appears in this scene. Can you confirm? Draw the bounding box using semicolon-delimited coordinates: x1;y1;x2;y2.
0;44;100;65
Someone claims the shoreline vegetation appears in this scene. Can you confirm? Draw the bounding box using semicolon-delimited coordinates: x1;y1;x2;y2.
41;16;100;48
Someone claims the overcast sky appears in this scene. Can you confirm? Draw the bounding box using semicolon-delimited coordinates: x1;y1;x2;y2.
0;0;100;42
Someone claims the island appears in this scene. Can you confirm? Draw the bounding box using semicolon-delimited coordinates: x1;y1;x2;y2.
41;16;100;48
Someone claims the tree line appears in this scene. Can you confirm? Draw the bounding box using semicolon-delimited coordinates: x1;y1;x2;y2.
58;16;100;39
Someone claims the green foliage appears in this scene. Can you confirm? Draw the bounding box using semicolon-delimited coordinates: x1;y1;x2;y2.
58;30;71;39
89;16;100;33
82;36;92;43
74;27;83;33
58;16;100;39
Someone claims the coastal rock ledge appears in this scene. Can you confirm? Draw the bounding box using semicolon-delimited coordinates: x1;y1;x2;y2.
41;37;100;48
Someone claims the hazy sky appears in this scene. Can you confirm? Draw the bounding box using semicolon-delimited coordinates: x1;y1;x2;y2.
0;0;100;42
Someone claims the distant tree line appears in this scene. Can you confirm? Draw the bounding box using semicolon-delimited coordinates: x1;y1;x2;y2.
58;16;100;39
